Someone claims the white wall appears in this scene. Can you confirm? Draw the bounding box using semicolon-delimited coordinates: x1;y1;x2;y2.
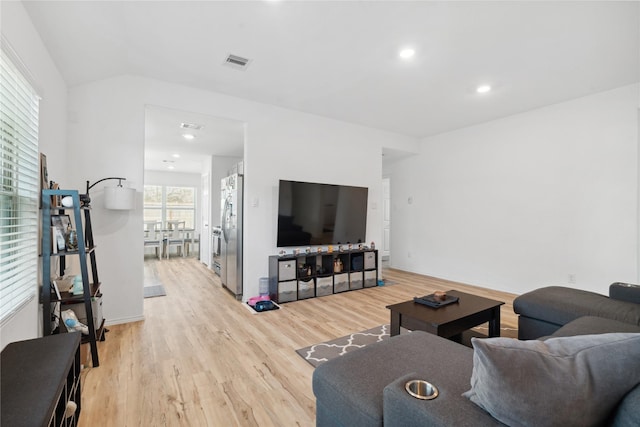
386;84;639;296
65;77;145;325
144;170;201;188
65;75;416;323
0;2;68;349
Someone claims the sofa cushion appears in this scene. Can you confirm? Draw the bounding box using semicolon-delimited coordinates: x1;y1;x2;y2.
513;286;640;326
551;316;640;338
463;333;640;427
609;383;640;427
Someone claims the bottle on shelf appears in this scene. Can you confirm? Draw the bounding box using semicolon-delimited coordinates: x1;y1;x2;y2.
334;258;343;273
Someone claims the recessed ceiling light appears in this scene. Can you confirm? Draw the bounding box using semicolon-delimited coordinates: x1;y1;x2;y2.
167;165;175;170
182;133;195;140
399;48;415;59
476;85;492;94
172;153;180;158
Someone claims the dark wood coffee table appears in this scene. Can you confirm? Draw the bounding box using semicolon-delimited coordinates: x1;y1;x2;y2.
386;290;504;341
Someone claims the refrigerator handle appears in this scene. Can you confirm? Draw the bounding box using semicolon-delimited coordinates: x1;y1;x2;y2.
222;197;231;242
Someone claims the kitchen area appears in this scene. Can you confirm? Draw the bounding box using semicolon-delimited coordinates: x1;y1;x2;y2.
144;105;245;301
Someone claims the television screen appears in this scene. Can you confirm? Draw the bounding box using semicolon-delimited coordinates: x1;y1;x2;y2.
277;180;368;247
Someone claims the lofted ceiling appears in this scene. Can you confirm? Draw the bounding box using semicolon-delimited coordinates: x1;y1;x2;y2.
20;1;640;170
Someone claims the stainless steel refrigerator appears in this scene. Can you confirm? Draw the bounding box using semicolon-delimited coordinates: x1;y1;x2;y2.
220;172;243;299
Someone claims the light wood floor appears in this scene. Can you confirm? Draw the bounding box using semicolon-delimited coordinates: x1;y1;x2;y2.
79;258;518;427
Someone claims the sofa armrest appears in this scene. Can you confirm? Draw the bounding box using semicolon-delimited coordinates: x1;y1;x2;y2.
313;331;476;427
383;373;504;427
609;282;640;304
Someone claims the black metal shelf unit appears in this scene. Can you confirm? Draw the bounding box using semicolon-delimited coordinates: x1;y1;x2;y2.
41;189;104;367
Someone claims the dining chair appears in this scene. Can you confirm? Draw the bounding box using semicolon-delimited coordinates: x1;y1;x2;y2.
165;220;187;259
143;221;163;259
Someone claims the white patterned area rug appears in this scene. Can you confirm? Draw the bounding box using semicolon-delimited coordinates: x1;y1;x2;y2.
296;324;391;368
296;324;518;368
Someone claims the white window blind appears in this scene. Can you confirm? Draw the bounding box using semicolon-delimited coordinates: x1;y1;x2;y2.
0;47;40;324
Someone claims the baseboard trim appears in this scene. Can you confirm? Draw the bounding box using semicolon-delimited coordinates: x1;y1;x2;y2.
105;315;145;326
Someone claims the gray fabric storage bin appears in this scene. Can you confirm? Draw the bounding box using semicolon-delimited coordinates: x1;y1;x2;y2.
350;271;363;289
364;251;376;269
334;273;349;293
316;276;333;296
278;280;297;302
278;259;297;281
298;279;315;299
364;270;377;288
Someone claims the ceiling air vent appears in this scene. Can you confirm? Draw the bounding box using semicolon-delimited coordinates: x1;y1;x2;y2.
180;122;203;130
223;54;251;70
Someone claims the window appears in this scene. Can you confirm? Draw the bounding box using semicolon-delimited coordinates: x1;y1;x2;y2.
0;47;40;324
143;185;196;228
143;185;162;223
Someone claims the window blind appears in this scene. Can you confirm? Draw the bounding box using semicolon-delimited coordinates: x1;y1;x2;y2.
0;48;40;325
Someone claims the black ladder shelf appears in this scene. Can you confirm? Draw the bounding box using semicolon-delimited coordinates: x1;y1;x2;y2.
41;189;104;367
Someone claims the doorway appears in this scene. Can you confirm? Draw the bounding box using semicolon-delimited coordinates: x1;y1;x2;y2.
382;177;391;267
143;105;244;296
201;173;211;266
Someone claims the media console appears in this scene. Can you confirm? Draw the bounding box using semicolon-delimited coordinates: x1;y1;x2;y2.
268;249;378;303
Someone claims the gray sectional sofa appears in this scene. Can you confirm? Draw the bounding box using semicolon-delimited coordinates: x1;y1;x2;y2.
513;282;640;339
312;283;640;426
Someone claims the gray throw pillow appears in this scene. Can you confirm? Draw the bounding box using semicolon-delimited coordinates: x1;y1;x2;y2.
463;333;640;427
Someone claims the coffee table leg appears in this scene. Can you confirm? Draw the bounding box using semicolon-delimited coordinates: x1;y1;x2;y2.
390;311;401;336
488;307;501;337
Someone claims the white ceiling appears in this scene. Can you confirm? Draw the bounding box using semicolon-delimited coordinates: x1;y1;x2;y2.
144;106;244;173
21;1;640;168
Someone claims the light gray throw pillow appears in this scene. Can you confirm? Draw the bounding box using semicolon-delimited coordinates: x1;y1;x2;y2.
463;333;640;427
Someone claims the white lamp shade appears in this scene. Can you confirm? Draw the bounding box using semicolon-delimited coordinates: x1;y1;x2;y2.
104;186;135;210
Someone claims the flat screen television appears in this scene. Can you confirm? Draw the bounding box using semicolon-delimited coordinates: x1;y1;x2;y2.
277;180;368;247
